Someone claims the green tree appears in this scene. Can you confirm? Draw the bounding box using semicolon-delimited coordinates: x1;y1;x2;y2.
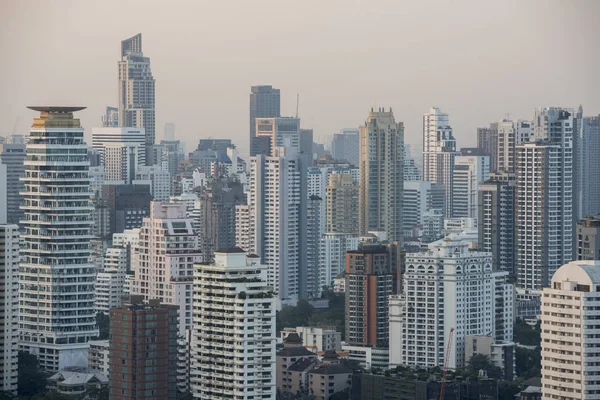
467;353;503;379
515;346;541;380
0;391;16;400
18;352;47;398
514;318;541;346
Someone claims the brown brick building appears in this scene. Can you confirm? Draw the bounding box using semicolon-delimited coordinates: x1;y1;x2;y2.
109;296;178;400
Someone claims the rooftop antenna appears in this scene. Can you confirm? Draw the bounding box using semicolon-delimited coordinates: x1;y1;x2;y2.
12;116;20;133
296;94;299;118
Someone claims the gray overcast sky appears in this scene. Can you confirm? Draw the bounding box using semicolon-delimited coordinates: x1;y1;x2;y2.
1;0;599;156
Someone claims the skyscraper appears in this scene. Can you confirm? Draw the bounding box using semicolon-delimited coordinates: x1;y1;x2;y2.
345;238;393;347
164;122;176;141
245;148;301;303
0;224;19;393
576;217;600;261
190;249;276;399
306;195;322;299
101;106;118;127
330;128;359;166
478;172;516;273
118;34;155;165
541;261;600;399
359;108;404;243
516;107;574;290
250;85;280;156
582;115;600;217
91;127;146;173
109;296;178;400
19;107;97;371
402;181;445;238
0;141;26;224
131;201;201;335
423;108;458;217
326;173;359;235
452;154;490;219
254;117;301;156
476;123;498;171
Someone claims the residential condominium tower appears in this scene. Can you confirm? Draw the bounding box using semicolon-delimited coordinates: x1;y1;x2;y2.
359;108;404;243
190;249;276;399
0;141;26;224
19;107;98;371
0;224;19;392
423;108;459;217
118;34;155;165
515;107;574;290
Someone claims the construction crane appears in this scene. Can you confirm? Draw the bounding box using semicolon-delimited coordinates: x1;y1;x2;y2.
439;327;455;400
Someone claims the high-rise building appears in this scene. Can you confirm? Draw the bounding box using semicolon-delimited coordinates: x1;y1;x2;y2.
390;230;514;370
102;183;152;235
19;107;97;371
196;138;233;154
402;181;445;239
403;144;422;181
196;178;246;262
254;117;301;156
582;115;600;217
91;127;146;173
359;108;404;243
0;160;5;224
164;122;175;141
319;233;359;295
300;128;314;159
0;141;26;224
496;119;531;173
0;224;19;393
101;106;118;127
423;108;458;217
306;195;322;299
576;217;600;261
118;34;155;165
516;107;574;290
477;123;498;171
541;260;600;399
245;148;302;303
345;239;393;347
250;85;281;156
326;173;359;235
131;202;201;335
134;165;171;201
159;140;185;178
478;172;516;273
190;249;276;399
452;154;490;219
95;240;129;313
330;128;359;166
109;296;178;400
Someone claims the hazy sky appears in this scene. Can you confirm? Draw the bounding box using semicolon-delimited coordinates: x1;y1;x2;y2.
1;0;599;157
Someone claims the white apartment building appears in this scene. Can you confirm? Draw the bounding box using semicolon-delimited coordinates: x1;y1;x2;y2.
20;107;98;372
0;161;6;224
190;249;276;399
131;201;201;335
0;224;19;393
516;107;574;290
245;148;301;303
94;246;128;313
87;340;110;378
390;230;514;370
134;165;171;201
423;107;459;217
359;108;404;243
91;127;146;169
541;261;600;399
102;143;143;184
497;119;532;172
452;155;490;219
281;327;342;353
319;233;359;294
235;204;251;252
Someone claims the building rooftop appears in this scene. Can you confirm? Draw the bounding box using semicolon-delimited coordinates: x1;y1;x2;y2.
311;364;352;375
288;358;317;372
215;247;246;254
28;106;86;113
277;347;317;358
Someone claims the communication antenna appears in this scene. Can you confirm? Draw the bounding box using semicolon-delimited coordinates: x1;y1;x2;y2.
296;94;299;118
12;116;20;133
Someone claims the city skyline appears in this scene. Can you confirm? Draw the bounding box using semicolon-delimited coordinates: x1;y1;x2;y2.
2;0;599;156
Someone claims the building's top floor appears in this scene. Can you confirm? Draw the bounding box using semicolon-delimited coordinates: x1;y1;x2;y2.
578;216;600;228
550;261;600;292
28;106;85;129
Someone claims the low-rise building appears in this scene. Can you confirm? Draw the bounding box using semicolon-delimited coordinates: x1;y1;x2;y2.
87;340;109;378
281;327;342;353
47;368;108;396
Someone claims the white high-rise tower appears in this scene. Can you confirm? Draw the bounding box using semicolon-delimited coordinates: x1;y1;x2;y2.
19;107;98;371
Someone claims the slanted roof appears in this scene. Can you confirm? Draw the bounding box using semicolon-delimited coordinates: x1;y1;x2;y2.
277;347;317;357
310;364;352;375
288;358;317;372
284;332;303;344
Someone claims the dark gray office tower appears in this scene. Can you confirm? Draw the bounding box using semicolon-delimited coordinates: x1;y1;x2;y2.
477;123;498;171
331;129;359;166
197;178;246;262
300;128;313;162
250;85;280;156
478;172;516;274
196;138;233;155
102;183;152;235
582;115;600;217
0;142;26;225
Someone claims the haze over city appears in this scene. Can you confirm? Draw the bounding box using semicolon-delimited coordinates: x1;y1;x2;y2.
2;0;599;155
